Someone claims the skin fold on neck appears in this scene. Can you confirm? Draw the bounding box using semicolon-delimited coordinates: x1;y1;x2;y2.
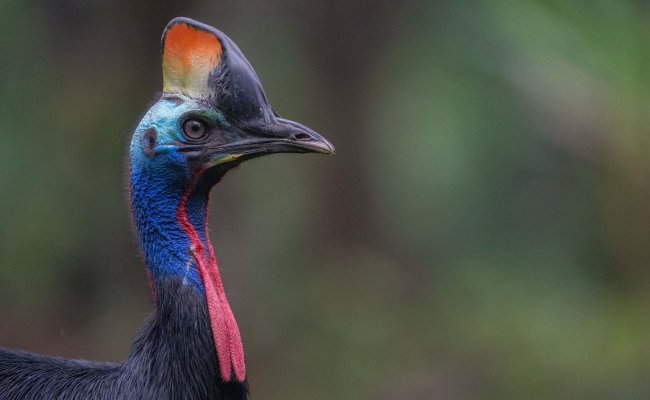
130;165;245;382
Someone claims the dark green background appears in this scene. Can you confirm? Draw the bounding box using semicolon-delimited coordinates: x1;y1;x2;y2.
1;1;649;398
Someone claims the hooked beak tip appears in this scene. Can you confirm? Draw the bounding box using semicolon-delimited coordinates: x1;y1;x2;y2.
306;137;335;155
285;124;335;155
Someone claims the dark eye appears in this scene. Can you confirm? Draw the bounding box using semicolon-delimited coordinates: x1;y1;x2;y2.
182;119;207;141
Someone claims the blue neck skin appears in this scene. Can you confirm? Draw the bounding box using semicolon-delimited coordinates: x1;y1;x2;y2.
130;158;209;292
129;97;232;295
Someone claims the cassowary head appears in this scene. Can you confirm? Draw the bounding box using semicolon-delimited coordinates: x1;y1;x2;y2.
130;17;334;189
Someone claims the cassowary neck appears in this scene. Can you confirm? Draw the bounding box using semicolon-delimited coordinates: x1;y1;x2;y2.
129;167;246;382
130;168;209;288
124;277;248;399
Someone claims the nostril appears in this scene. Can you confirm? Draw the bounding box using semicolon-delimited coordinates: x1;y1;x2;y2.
292;132;311;141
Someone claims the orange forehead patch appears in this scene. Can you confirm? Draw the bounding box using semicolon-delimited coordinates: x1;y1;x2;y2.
162;23;222;97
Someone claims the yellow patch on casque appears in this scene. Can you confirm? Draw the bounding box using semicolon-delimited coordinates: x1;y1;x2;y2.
162;23;222;97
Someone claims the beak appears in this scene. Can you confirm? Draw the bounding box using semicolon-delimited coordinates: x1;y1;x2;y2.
270;118;335;155
210;118;335;165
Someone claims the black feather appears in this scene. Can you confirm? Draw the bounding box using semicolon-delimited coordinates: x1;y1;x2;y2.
0;278;248;400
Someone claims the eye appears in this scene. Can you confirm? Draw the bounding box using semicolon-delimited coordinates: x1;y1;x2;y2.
182;119;207;141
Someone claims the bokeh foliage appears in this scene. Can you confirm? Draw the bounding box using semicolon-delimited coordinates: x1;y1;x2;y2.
1;1;650;398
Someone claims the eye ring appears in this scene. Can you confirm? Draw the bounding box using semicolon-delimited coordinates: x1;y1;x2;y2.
181;118;208;141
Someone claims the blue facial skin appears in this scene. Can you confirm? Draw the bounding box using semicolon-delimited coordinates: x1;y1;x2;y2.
129;96;229;291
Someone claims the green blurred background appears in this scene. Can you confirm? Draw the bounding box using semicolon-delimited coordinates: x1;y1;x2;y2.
1;0;650;398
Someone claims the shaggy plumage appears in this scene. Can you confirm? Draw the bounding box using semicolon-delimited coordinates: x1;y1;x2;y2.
0;278;248;400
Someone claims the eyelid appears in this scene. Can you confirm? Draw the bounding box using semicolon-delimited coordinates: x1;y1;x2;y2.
179;112;214;128
179;108;233;130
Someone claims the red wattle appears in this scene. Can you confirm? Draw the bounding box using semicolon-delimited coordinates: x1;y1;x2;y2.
176;173;245;382
207;245;246;381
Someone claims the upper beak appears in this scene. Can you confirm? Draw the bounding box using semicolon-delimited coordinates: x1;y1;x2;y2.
274;118;335;155
217;118;335;159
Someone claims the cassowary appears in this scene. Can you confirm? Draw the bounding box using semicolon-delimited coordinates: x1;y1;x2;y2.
0;17;333;400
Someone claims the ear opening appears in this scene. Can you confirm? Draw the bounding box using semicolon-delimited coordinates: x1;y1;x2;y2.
161;17;223;98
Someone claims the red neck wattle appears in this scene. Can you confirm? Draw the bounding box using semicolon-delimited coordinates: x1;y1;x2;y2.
176;177;245;382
